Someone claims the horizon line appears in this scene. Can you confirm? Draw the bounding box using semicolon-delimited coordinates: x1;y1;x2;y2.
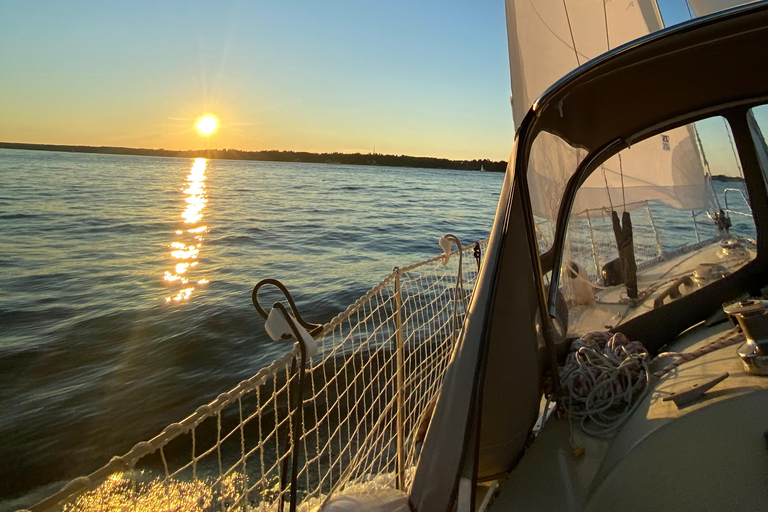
0;141;508;164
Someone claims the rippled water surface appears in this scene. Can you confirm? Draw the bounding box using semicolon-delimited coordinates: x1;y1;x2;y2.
0;149;503;506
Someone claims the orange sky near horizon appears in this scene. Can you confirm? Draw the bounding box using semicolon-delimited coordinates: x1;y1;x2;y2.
0;1;516;161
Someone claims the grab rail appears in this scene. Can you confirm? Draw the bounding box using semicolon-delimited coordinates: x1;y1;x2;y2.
724;187;753;217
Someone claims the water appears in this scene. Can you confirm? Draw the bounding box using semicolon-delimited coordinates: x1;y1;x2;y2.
0;149;503;507
1;149;756;509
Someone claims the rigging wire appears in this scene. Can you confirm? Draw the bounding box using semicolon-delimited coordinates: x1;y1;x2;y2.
602;165;614;211
684;0;695;20
562;0;581;66
602;0;611;51
693;123;723;210
618;153;627;212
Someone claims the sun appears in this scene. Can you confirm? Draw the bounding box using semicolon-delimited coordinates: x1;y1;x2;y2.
196;115;218;136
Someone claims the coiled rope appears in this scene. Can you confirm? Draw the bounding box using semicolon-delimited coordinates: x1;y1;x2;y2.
561;332;651;438
560;327;744;445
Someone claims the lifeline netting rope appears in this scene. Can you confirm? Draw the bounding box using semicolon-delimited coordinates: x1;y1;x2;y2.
26;239;487;512
564;202;716;283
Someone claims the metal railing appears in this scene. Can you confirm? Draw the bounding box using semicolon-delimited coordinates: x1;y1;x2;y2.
724;187;753;217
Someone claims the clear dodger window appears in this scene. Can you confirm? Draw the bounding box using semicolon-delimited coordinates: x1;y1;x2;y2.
527;130;588;254
558;117;757;337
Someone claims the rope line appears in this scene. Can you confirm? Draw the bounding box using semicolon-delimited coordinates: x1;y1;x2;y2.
561;331;650;438
654;327;744;378
602;0;610;50
562;0;581;66
561;327;744;442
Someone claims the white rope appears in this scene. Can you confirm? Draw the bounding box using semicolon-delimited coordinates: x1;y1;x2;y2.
561;327;744;443
561;331;651;438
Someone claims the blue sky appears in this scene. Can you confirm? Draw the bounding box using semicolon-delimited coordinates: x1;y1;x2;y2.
657;0;695;23
0;1;514;160
0;0;760;166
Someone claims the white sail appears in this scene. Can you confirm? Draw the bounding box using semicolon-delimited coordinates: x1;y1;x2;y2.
505;0;662;130
688;0;760;16
526;125;712;222
505;0;715;221
571;125;712;215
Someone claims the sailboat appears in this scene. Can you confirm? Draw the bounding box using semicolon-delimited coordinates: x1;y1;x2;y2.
406;2;768;511
22;2;768;512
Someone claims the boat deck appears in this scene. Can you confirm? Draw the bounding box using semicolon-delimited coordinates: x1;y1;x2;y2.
568;239;754;334
489;320;768;511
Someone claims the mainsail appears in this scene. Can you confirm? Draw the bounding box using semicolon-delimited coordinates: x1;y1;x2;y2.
689;0;760;16
505;0;755;221
505;0;663;131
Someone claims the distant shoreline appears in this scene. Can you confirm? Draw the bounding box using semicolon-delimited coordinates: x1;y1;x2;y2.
711;174;745;182
0;142;507;173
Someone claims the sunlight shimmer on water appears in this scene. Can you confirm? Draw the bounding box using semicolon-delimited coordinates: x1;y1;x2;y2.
164;158;209;303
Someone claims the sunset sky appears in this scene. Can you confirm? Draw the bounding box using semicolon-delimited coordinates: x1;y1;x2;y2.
0;1;723;161
1;1;516;160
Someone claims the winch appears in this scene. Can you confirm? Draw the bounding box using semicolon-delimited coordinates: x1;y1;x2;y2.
723;299;768;375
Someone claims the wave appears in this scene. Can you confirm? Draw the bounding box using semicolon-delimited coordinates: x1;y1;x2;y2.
0;152;504;505
0;306;76;327
209;234;260;245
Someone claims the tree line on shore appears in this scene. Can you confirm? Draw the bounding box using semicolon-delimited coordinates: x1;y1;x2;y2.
0;142;507;172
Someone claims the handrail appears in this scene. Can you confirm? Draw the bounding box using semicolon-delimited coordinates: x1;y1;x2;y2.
724;187;753;217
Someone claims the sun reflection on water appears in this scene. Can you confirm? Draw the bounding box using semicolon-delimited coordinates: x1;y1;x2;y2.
164;158;209;303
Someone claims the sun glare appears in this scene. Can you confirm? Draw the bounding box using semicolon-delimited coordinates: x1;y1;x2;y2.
196;115;218;136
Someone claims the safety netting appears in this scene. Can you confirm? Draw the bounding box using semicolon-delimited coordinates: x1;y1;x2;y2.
562;201;717;283
26;239;487;512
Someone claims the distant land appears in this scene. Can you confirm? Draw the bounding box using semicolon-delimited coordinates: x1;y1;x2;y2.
0;142;507;172
711;174;745;182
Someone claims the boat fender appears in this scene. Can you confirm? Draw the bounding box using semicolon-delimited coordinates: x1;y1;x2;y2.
265;307;319;357
439;235;453;265
567;262;594;305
